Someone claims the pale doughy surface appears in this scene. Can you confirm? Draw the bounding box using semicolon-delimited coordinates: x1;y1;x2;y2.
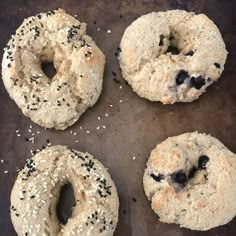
2;9;105;129
143;132;236;230
119;10;227;104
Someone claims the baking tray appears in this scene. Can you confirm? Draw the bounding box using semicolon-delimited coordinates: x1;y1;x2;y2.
0;0;235;235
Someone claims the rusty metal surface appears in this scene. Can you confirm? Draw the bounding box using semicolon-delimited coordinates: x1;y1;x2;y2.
0;0;235;235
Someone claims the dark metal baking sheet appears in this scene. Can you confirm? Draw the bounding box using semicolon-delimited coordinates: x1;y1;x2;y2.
0;0;235;235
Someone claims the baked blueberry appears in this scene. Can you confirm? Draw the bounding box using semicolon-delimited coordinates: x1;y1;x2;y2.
171;170;187;184
167;45;179;55
150;173;164;182
176;70;189;85
198;155;209;169
190;76;206;89
214;63;221;69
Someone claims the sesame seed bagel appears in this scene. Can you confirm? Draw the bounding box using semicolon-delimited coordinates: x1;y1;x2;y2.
143;132;236;230
10;145;119;235
2;9;105;129
119;10;227;104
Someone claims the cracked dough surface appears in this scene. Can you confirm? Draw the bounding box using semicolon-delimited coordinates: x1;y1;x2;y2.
119;10;227;104
2;9;105;129
10;145;119;236
143;132;236;230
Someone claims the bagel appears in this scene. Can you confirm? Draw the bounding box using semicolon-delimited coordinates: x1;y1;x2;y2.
143;132;236;230
119;10;227;104
2;9;105;129
10;145;119;235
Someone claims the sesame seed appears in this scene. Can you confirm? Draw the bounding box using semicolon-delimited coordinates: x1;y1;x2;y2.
119;85;123;89
75;140;79;143
97;28;101;31
119;100;123;103
80;126;83;130
96;127;100;130
17;134;21;137
109;104;113;107
86;130;90;134
132;156;136;160
105;113;108;117
0;160;4;163
102;125;106;129
4;170;8;174
16;130;19;133
107;29;111;34
98;116;101;120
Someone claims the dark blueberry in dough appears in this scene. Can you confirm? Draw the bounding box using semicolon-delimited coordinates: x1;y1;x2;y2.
166;45;179;55
188;166;197;179
214;63;221;69
159;35;164;46
185;50;194;56
150;173;164;182
171;170;187;184
176;70;189;85
198;155;209;169
190;76;206;89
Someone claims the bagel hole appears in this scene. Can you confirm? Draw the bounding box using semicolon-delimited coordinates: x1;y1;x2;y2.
41;62;56;80
56;184;75;225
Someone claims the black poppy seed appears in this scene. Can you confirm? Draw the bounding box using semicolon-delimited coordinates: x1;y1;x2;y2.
132;197;137;202
7;63;11;68
214;63;221;69
20;198;24;200
185;50;194;56
150;173;164;182
112;71;117;76
159;34;164;46
123;210;126;215
93;20;97;24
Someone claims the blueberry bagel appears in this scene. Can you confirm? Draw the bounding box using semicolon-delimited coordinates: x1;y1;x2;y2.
143;132;236;230
2;9;105;129
10;146;119;235
119;10;227;104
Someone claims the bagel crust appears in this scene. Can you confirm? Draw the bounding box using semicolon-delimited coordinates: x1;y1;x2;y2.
143;132;236;230
10;145;119;235
119;10;228;104
2;9;105;129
